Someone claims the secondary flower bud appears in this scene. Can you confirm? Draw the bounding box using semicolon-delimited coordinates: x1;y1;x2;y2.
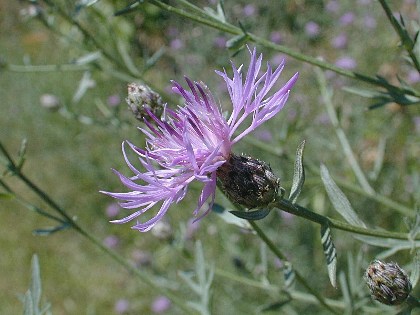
216;154;280;209
365;260;412;305
126;83;163;122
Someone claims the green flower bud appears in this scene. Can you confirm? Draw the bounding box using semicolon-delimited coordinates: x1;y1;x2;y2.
217;153;280;209
365;260;412;305
126;83;163;122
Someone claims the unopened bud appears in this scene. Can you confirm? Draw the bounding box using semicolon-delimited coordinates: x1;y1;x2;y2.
126;83;164;122
217;154;280;209
365;260;412;305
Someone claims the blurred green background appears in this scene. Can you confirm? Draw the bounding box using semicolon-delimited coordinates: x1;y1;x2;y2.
1;0;420;314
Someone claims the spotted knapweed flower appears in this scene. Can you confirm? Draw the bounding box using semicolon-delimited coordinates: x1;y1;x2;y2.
365;260;412;305
102;48;298;232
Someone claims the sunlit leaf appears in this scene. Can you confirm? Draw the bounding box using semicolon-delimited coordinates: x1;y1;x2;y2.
260;297;292;312
212;204;251;230
74;51;102;65
114;1;141;16
229;208;271;221
23;291;34;315
320;164;366;228
32;223;71;236
30;255;41;314
72;71;95;104
289;140;306;203
410;252;420;288
283;261;295;289
355;235;420;259
321;225;337;287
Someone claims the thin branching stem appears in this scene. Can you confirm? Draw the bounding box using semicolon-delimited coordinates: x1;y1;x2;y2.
0;142;195;315
243;136;413;217
4;64;90;73
378;0;420;73
249;221;340;315
276;198;414;240
147;0;420;98
315;68;375;195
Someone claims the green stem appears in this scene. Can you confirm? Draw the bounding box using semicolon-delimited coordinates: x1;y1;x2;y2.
243;136;413;217
406;295;420;308
378;0;420;73
0;142;195;314
5;63;90;73
41;0;128;73
249;221;340;315
315;68;375;195
276;199;413;240
147;0;420;98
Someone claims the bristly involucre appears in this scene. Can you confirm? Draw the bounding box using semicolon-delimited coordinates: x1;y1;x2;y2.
101;47;299;232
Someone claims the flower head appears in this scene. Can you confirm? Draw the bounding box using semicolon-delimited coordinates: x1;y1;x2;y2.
365;260;412;305
102;48;298;232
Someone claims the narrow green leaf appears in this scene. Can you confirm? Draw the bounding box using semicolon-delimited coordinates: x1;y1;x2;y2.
320;164;366;228
342;86;385;98
410;252;420;288
260;297;292;312
30;255;41;314
226;34;248;56
114;1;141;16
74;51;102;65
229;208;271;221
321;225;337;287
283;261;295;289
338;272;352;311
396;306;413;315
32;223;71;236
144;47;165;71
17;138;27;170
72;71;95;104
355;235;420;259
213;206;251;230
117;39;141;76
23;291;34;315
211;203;225;214
289;140;306;203
203;2;226;23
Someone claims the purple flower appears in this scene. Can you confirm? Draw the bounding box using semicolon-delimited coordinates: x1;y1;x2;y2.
243;4;256;17
335;56;357;70
101;48;298;232
103;235;120;248
151;296;172;313
107;94;121;107
213;36;227;49
325;0;339;13
363;15;377;29
270;31;283;44
106;202;120;218
114;299;130;314
407;70;420;83
339;12;355;26
170;38;184;50
331;33;348;49
305;21;320;38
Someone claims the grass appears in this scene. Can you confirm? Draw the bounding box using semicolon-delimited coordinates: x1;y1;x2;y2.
1;0;420;314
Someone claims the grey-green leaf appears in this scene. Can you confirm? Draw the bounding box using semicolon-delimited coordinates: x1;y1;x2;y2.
30;255;41;314
321;225;337;287
23;291;34;315
283;261;295;289
410;252;420;289
320;164;366;228
289;140;306;203
229;208;271;221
